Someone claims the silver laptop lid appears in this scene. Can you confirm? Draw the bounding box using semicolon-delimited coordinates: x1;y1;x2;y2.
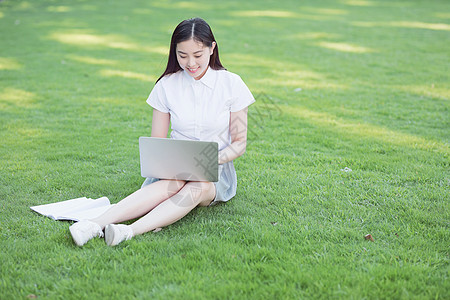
139;137;219;182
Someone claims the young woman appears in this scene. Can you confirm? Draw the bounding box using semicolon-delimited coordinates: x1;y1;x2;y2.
69;17;255;246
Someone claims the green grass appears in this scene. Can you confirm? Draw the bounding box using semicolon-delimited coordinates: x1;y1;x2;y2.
1;0;449;298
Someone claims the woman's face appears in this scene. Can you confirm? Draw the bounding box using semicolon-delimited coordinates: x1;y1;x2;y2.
176;38;216;80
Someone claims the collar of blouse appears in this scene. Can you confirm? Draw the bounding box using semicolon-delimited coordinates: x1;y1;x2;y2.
182;67;216;89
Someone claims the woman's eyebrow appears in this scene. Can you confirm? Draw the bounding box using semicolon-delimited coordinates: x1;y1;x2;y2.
177;50;204;54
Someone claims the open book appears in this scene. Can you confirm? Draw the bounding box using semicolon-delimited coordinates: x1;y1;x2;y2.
30;197;114;222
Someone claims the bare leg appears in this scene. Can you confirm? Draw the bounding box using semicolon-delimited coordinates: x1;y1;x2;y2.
130;181;215;236
90;179;186;229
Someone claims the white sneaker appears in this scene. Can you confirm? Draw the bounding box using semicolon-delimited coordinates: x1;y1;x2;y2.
69;220;103;246
105;224;133;246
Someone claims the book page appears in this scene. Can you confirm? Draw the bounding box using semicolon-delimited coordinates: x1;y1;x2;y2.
57;203;115;222
30;197;111;221
56;197;110;218
30;197;90;220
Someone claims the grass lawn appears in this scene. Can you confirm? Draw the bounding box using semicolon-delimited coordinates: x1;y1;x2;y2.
0;0;449;298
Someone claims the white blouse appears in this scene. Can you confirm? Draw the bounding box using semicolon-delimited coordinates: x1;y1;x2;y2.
145;67;255;203
147;68;255;150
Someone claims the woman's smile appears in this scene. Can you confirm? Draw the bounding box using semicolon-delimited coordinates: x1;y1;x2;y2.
187;67;199;73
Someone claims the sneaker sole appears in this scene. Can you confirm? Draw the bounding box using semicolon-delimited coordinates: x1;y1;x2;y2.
105;224;119;246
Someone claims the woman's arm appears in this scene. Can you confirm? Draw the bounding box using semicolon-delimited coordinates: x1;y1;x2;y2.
218;107;249;165
151;109;170;138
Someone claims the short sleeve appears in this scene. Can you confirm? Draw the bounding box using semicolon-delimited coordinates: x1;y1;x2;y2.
230;75;255;112
146;81;169;113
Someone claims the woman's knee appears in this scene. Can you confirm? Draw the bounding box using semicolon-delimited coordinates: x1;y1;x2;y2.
158;179;186;195
188;181;214;193
186;181;215;206
165;179;186;191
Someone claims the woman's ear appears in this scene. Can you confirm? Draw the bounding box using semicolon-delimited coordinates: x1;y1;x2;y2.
210;41;216;55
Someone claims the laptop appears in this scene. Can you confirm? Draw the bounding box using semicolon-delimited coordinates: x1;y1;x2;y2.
139;137;219;182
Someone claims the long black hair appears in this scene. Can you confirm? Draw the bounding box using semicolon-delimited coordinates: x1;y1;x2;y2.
156;17;225;83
